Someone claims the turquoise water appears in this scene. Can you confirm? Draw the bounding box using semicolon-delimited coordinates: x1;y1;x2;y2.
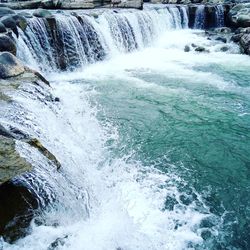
2;29;250;250
56;30;250;249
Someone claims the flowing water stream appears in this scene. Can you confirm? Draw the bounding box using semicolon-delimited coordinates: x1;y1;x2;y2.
0;4;250;250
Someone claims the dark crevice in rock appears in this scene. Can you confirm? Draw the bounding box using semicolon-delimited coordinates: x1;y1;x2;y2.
0;180;39;243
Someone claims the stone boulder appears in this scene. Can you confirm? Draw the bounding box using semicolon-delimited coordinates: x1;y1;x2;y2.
0;7;15;18
0;181;39;242
11;14;28;31
231;33;243;42
0;15;18;37
0;135;32;185
229;3;250;27
195;46;209;52
0;52;25;79
184;45;191;52
0;35;16;55
240;33;250;54
33;8;52;18
0;21;6;33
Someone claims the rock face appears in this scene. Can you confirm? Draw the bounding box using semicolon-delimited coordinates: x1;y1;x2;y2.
0;8;28;39
0;181;39;242
229;3;250;27
0;135;32;185
0;15;18;37
0;21;6;33
227;4;250;55
11;14;28;31
0;63;61;187
239;33;250;54
0;35;16;55
0;52;25;79
28;138;61;170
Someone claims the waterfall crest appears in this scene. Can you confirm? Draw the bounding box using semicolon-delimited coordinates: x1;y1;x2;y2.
17;6;189;72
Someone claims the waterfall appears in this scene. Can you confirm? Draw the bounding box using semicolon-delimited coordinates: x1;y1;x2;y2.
215;5;225;28
1;4;229;249
180;6;189;29
193;5;205;29
17;6;188;72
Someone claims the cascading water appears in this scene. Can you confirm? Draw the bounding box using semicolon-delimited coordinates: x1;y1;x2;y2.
193;5;205;29
214;5;225;27
180;6;189;29
17;6;189;72
1;3;249;250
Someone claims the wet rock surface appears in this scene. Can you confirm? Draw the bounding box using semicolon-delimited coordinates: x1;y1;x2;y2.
229;3;250;28
0;61;62;243
0;15;19;37
0;35;16;55
28;139;61;170
0;135;32;185
33;8;52;18
0;52;24;79
239;33;250;54
227;4;250;55
0;181;39;242
0;21;6;33
0;62;61;186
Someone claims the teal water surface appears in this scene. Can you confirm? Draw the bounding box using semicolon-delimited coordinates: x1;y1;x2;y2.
68;35;250;249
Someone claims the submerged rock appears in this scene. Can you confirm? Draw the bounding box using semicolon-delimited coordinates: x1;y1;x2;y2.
220;45;229;52
0;52;24;79
184;45;191;52
0;135;32;185
215;36;227;43
0;35;16;55
195;46;208;52
48;235;69;249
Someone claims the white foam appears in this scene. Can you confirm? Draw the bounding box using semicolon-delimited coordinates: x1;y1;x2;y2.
1;79;210;250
